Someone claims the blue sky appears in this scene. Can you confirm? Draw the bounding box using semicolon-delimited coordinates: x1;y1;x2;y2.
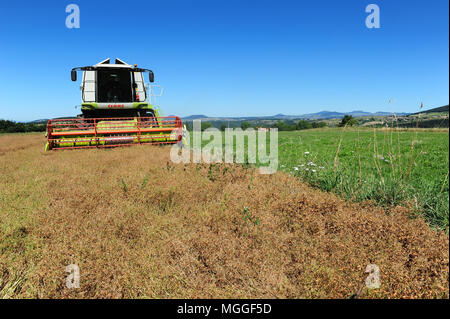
0;0;448;121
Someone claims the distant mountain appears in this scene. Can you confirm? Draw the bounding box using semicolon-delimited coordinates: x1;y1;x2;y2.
373;111;399;116
181;110;410;121
348;110;373;117
182;114;209;120
27;119;49;124
299;111;346;119
29;109;415;124
25;117;80;123
298;110;409;119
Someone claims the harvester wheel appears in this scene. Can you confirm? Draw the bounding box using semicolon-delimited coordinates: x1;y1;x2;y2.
139;115;159;129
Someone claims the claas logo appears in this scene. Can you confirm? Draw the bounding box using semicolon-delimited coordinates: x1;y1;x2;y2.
108;104;125;108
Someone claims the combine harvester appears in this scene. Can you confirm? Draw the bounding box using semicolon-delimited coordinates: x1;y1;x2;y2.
45;58;183;151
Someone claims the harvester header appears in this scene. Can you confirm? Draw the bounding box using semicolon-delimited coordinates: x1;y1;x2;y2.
45;58;182;151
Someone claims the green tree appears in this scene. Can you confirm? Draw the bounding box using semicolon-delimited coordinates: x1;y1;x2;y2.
312;121;327;128
184;122;192;131
240;121;251;130
273;121;296;131
201;122;212;131
339;115;357;127
296;120;312;130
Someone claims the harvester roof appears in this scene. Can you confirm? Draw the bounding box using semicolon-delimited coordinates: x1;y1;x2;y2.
94;58;134;68
72;58;152;74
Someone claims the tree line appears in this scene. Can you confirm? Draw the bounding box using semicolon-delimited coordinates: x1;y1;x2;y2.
270;120;327;131
0;120;46;133
184;120;328;131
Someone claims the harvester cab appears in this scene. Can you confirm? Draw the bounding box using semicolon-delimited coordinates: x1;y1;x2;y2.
72;58;157;118
45;58;182;151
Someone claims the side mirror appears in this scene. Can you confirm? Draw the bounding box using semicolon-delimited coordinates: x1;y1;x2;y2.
71;70;77;81
149;70;154;83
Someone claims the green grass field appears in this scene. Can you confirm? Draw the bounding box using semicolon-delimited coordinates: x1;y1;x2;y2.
192;128;449;230
277;128;449;230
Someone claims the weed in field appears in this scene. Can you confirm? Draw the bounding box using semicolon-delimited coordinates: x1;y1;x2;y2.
208;164;216;182
166;161;174;172
141;173;150;189
155;188;176;214
242;207;260;226
121;179;128;193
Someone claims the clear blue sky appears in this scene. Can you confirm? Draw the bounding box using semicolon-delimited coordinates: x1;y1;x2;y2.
0;0;448;121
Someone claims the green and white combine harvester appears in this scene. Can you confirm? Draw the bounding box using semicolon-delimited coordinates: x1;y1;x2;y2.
45;58;183;151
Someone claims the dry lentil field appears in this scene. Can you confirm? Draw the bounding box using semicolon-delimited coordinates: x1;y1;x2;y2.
0;133;448;298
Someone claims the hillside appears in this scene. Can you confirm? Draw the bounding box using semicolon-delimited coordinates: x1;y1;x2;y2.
415;105;449;114
395;105;449;128
0;133;448;298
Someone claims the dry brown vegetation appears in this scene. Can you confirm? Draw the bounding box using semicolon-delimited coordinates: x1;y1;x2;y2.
0;133;448;298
